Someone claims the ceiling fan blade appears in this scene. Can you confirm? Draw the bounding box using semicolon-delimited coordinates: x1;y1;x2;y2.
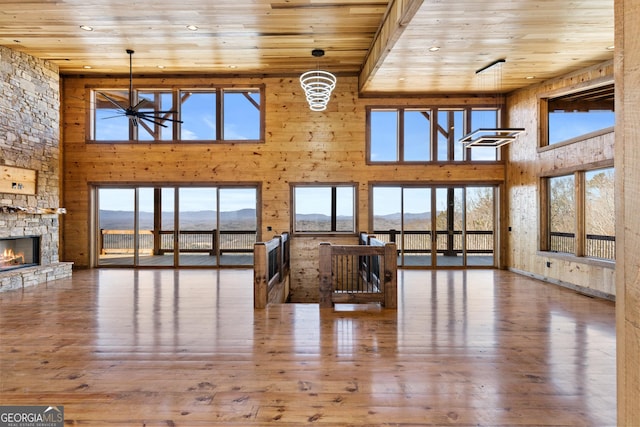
131;99;146;112
138;114;169;128
150;117;184;124
100;113;127;120
96;91;126;111
132;98;157;112
138;112;184;124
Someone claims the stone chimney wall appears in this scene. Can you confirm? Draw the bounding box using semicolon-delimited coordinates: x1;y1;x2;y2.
0;46;72;290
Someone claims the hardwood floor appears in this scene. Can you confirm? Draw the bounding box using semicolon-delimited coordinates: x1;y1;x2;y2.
0;269;615;426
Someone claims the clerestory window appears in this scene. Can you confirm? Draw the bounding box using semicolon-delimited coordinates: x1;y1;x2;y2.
91;86;264;143
540;83;614;147
367;106;504;163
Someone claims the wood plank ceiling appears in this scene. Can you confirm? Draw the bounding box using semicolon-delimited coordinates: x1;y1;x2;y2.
0;0;614;94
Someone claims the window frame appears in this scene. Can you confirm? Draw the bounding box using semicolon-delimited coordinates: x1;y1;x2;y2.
539;160;615;265
290;183;358;236
92;183;261;268
366;105;506;164
88;84;265;143
369;182;500;268
538;78;614;150
544;173;577;255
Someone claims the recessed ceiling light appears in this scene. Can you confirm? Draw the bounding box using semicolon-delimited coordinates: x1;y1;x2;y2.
525;76;535;80
428;46;440;52
398;77;406;81
186;25;199;31
157;65;165;69
83;65;92;69
228;65;237;69
606;45;615;50
80;25;93;31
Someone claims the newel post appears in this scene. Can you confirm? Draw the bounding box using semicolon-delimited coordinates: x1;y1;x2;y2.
254;242;268;309
384;242;397;308
319;242;333;308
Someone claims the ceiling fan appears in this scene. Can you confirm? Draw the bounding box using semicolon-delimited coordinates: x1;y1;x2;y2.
97;49;183;128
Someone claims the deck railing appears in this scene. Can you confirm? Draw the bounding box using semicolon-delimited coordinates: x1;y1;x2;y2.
373;229;494;254
99;229;256;255
254;233;290;308
550;231;615;260
319;232;397;308
370;229;614;260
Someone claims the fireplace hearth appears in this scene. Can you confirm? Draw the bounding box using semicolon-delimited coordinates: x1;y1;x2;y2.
0;236;40;272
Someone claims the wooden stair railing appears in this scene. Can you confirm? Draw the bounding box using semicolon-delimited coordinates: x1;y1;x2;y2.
253;232;290;308
319;234;397;308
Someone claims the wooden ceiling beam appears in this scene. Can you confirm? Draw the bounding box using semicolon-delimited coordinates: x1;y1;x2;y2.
358;0;423;93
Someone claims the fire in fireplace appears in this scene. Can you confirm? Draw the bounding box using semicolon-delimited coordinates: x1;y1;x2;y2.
0;236;40;272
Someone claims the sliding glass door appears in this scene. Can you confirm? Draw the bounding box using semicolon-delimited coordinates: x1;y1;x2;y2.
465;187;495;266
134;187;176;266
218;188;258;266
402;187;432;267
96;185;257;268
97;188;136;266
435;187;464;267
178;188;217;267
371;185;496;268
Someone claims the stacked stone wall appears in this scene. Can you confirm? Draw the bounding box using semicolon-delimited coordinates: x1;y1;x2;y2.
0;46;72;290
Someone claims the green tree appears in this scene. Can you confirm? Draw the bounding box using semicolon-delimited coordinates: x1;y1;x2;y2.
549;175;575;233
585;168;615;236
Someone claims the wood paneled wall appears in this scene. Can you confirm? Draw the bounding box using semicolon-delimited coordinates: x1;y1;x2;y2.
61;75;503;301
615;0;640;423
505;61;615;298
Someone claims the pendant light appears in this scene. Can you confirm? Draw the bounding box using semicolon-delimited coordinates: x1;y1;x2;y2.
459;59;524;147
300;49;336;112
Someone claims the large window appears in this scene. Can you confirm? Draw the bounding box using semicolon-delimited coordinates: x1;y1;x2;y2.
369;109;430;162
542;167;615;261
367;106;502;163
585;168;615;259
548;175;576;254
371;184;497;267
92;86;264;142
541;83;615;146
96;185;258;267
292;184;356;234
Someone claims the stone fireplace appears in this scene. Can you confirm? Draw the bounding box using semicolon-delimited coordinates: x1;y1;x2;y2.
0;209;72;291
0;46;73;291
0;236;40;272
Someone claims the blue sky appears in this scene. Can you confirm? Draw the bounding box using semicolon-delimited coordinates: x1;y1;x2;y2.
95;89;260;141
370;109;501;162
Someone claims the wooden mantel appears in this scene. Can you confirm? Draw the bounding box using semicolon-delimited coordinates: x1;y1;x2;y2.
0;206;66;214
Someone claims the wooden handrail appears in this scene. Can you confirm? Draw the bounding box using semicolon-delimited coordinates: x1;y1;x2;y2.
319;236;397;309
253;232;290;308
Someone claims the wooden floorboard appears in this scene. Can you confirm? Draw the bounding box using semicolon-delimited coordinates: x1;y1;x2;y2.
0;269;616;426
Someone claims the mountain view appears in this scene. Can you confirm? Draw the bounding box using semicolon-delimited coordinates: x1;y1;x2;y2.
99;209;257;230
98;208;498;253
99;209;433;232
